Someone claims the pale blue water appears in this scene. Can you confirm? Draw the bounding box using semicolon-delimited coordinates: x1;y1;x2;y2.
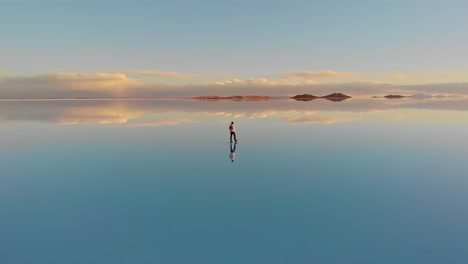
1;99;468;263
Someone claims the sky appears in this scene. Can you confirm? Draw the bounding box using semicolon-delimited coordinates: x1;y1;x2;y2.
1;0;468;98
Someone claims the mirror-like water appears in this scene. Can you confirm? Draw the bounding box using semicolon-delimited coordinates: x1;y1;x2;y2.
1;99;468;264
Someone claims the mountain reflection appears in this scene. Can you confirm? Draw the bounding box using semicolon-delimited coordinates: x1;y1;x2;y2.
1;98;468;126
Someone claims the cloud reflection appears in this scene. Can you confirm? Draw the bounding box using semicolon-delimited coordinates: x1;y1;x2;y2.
1;97;468;126
283;115;355;125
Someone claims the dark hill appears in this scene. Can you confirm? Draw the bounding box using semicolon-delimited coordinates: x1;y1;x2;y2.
192;95;271;101
291;93;351;102
291;94;319;101
384;95;408;99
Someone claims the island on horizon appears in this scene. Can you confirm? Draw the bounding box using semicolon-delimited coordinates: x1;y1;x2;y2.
384;95;410;99
191;95;271;101
372;95;410;99
191;93;353;102
291;93;351;102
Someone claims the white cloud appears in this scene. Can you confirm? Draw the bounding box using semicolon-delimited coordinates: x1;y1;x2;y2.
0;72;143;98
205;77;280;86
282;70;356;80
49;72;141;90
201;77;316;89
390;114;405;120
0;69;12;75
120;70;195;79
389;73;406;79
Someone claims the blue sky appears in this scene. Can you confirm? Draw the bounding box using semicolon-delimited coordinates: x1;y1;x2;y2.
1;0;468;97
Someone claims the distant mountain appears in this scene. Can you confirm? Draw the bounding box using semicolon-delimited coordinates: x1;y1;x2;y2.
190;96;220;101
291;94;319;101
192;93;352;102
192;95;271;101
291;93;351;102
384;95;409;99
321;93;352;102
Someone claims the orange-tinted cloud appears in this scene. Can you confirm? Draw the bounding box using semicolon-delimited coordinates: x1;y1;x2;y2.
120;70;195;79
389;73;407;80
282;70;356;80
0;72;143;98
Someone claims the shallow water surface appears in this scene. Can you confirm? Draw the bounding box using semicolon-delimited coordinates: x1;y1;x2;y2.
1;99;468;263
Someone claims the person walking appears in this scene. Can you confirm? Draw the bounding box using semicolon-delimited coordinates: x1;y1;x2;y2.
229;121;237;142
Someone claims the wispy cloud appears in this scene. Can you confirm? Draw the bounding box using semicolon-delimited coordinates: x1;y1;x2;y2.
389;73;406;80
0;69;11;75
282;70;356;80
204;77;315;86
390;114;405;120
50;72;142;90
0;72;143;98
119;70;195;79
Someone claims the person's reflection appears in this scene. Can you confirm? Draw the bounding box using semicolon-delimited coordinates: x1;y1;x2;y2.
229;142;237;162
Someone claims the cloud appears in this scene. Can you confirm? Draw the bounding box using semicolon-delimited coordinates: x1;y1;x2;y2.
0;73;313;99
282;70;356;80
0;69;11;75
1;72;468;99
120;70;195;79
203;77;314;86
399;83;468;95
51;72;142;91
0;72;143;98
390;114;405;120
389;73;406;80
